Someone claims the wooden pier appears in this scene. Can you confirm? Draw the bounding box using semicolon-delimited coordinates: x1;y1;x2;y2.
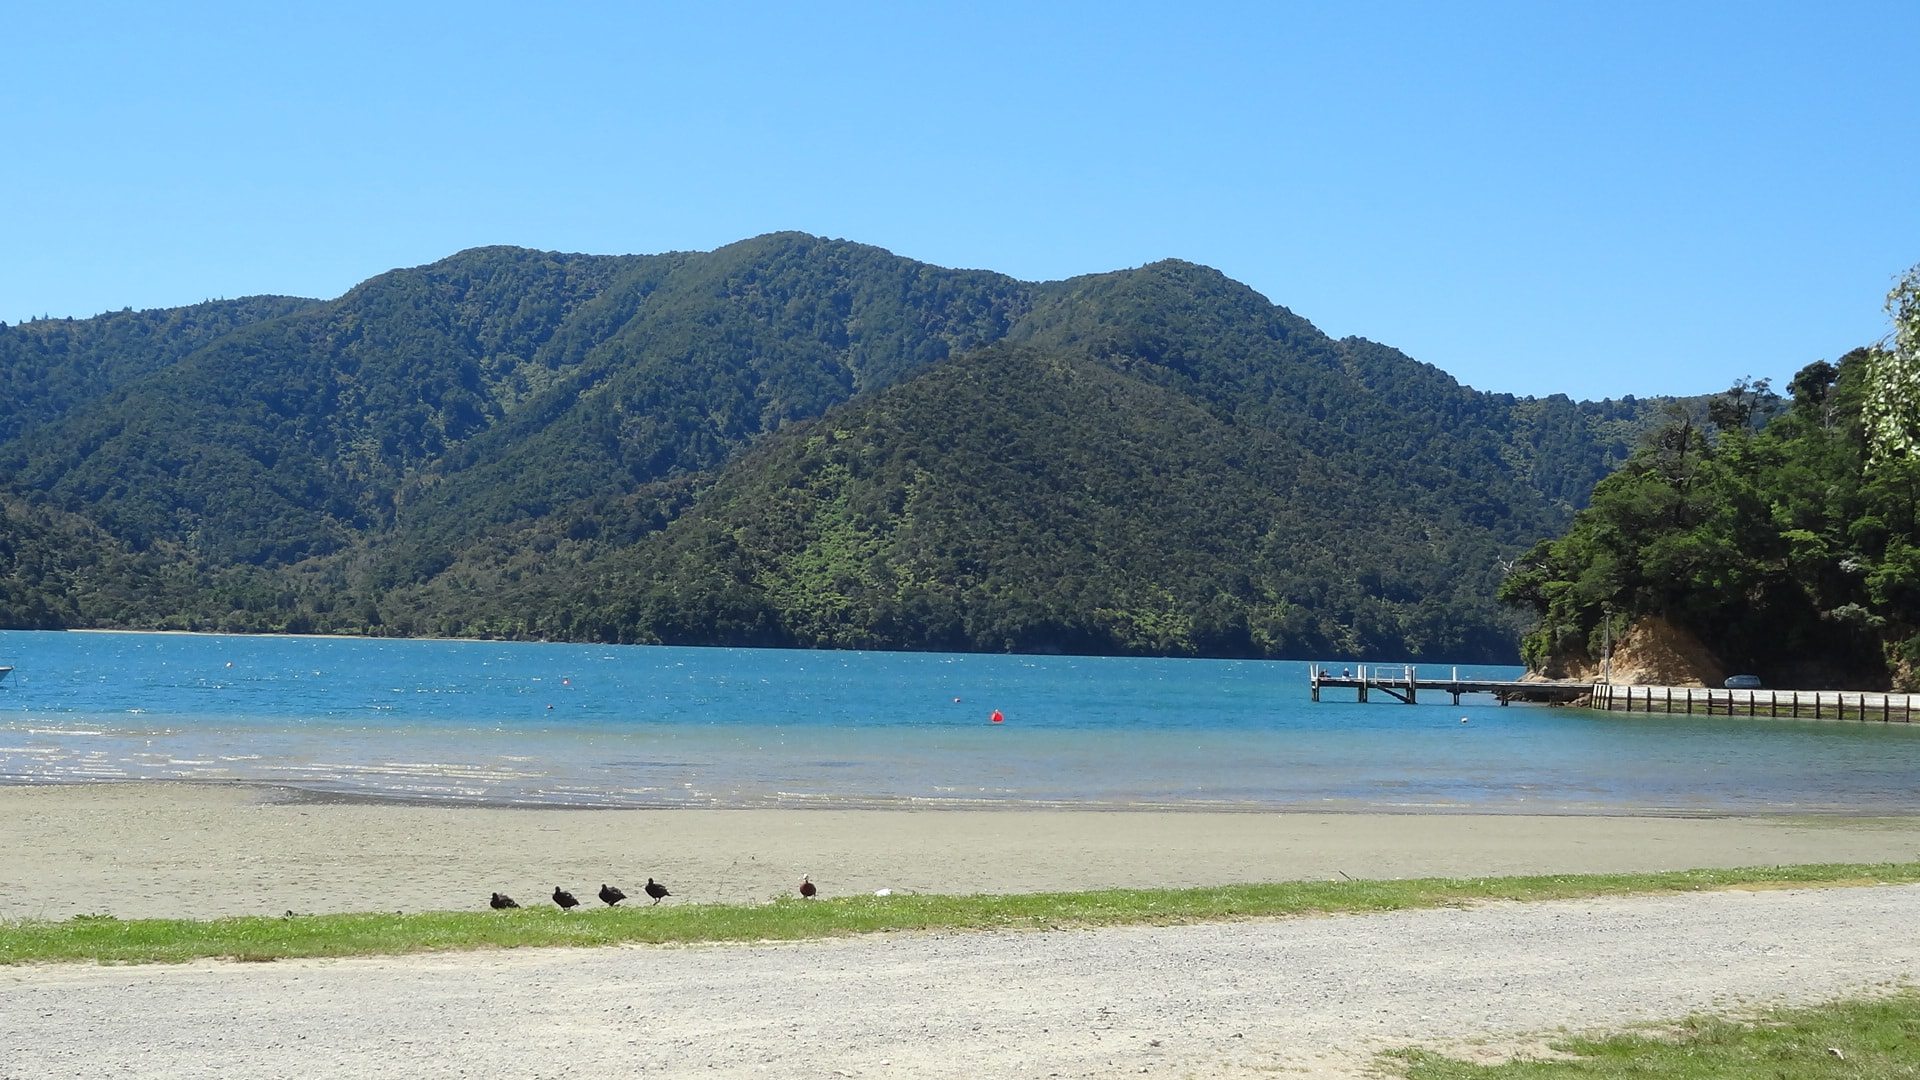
1309;665;1591;706
1589;682;1916;722
1310;665;1918;722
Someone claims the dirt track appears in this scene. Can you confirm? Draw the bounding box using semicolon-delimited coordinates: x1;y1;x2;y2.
4;884;1916;1079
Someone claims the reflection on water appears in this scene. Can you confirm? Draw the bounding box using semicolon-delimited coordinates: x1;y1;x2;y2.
1;630;1917;812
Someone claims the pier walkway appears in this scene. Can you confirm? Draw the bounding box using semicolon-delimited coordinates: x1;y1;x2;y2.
1310;665;1919;721
1589;681;1918;721
1309;665;1590;705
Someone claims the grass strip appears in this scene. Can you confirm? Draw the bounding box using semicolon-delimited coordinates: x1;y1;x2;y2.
1384;990;1920;1078
4;861;1917;966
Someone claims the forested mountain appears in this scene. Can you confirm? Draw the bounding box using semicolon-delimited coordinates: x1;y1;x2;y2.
0;296;319;444
581;345;1535;659
0;234;1661;662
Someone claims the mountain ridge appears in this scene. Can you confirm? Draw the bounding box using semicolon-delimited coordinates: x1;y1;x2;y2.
0;234;1665;661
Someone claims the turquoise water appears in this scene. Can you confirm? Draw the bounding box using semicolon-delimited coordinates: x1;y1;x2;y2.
0;630;1915;813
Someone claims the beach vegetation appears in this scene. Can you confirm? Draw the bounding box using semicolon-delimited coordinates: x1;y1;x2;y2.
2;861;1915;967
1385;990;1920;1078
1504;265;1920;689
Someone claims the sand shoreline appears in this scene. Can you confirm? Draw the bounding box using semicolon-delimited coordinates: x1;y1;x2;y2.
3;781;1918;922
6;775;1901;817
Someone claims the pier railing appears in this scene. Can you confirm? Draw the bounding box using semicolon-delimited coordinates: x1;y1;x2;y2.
1308;664;1588;705
1589;682;1916;722
1309;665;1918;721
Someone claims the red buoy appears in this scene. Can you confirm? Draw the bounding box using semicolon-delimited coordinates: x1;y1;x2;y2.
989;709;1005;724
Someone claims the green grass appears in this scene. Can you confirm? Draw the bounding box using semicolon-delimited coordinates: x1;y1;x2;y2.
1385;991;1920;1078
4;861;1918;966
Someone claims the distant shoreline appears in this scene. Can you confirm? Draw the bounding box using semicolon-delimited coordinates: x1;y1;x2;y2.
59;626;518;645
2;775;1898;818
30;626;1516;667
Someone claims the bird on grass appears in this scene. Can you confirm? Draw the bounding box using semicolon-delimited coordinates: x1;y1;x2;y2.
489;892;520;910
644;878;670;904
552;886;579;910
599;883;627;906
799;877;817;899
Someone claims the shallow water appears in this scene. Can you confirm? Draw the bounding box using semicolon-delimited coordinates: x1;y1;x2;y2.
0;630;1914;812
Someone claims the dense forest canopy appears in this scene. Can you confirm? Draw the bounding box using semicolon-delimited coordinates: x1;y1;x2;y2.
0;234;1668;662
0;297;320;445
1501;268;1920;689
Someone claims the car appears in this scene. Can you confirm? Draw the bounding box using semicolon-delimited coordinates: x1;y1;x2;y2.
1724;674;1763;690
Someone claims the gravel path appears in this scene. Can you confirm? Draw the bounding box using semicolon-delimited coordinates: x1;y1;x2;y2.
4;884;1916;1079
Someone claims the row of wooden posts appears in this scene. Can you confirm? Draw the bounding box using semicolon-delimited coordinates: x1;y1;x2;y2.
1309;666;1918;722
1587;682;1917;723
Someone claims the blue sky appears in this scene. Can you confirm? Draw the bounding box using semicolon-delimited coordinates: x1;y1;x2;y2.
4;2;1915;399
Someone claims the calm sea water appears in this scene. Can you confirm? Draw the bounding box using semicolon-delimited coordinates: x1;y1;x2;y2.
0;630;1915;813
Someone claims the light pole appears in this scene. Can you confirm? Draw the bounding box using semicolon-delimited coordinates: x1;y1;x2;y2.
1601;603;1613;684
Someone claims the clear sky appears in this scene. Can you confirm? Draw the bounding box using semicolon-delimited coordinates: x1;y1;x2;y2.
4;1;1915;399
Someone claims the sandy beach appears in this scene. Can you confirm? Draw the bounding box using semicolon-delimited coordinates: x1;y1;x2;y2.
2;782;1917;920
6;782;1920;1077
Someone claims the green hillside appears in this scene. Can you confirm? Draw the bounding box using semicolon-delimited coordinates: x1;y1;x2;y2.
0;296;319;444
0;235;1662;661
581;345;1536;659
370;234;1028;586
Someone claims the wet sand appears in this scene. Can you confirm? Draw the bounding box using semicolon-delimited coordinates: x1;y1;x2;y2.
2;782;1916;920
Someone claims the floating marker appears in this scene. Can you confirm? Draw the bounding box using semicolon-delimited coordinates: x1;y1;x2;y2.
990;709;1005;724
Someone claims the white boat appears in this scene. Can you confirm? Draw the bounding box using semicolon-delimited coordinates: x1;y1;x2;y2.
0;666;11;683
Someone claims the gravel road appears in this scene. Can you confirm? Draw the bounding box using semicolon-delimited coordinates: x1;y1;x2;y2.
4;884;1916;1079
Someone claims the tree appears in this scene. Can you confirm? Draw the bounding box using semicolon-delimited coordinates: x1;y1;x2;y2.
1787;359;1838;423
1706;376;1779;434
1864;266;1920;470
